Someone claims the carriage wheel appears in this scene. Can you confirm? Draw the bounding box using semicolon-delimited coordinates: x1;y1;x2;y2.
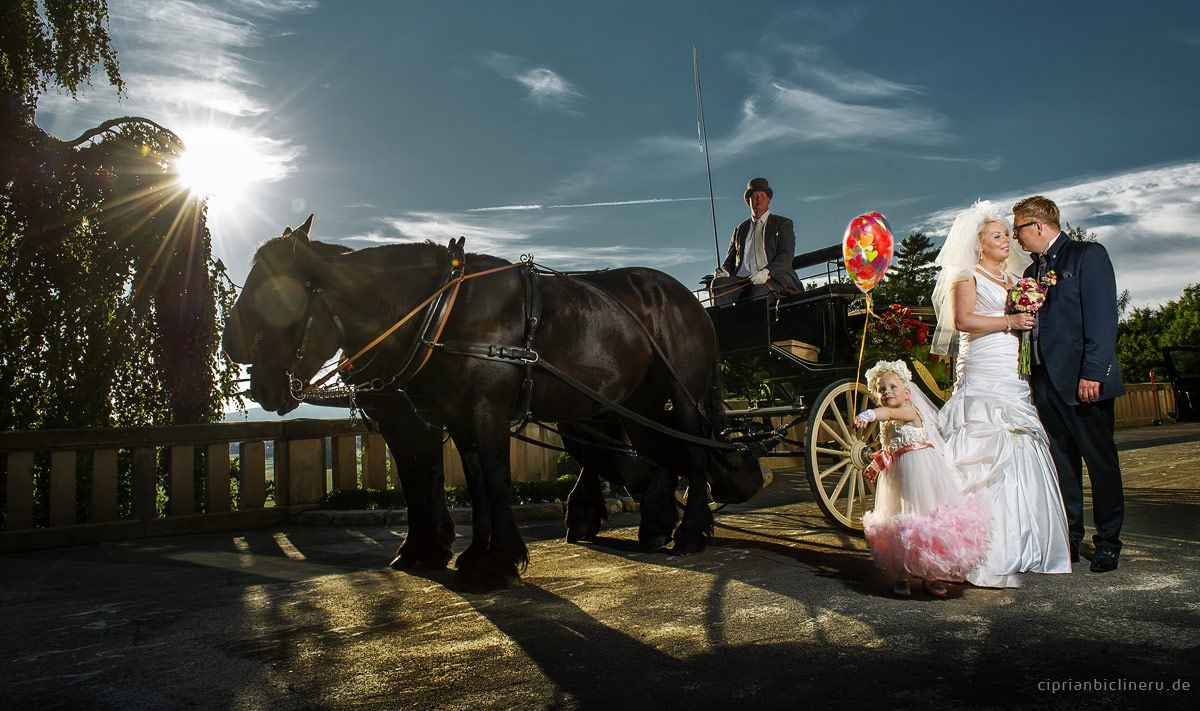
805;379;880;533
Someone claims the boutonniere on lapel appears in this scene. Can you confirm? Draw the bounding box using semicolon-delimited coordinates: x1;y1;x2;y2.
1042;270;1058;287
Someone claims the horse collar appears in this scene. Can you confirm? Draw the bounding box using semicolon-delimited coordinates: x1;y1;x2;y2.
351;246;467;390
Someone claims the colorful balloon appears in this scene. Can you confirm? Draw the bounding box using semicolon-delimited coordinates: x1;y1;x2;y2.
863;211;893;237
842;212;894;293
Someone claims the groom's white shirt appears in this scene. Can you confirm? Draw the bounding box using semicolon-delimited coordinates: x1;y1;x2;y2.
1042;232;1062;256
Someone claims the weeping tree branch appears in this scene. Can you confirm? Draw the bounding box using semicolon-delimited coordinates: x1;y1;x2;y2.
62;115;186;151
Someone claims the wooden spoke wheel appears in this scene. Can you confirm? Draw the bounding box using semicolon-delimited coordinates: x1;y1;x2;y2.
804;379;880;532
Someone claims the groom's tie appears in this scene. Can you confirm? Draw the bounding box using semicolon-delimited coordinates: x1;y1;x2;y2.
1032;253;1048;365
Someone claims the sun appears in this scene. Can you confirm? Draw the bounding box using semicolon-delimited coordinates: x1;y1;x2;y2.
175;128;269;198
172;125;300;239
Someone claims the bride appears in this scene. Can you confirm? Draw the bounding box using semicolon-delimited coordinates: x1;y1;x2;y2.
932;200;1072;587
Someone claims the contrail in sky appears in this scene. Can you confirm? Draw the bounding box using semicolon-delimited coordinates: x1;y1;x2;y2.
468;196;715;212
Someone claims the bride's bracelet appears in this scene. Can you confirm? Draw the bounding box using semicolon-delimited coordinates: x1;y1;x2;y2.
1004;315;1011;333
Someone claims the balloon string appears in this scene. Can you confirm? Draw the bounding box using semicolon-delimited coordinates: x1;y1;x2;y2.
853;291;877;419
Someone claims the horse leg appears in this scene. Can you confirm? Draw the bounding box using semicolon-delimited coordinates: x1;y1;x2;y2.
665;381;715;555
620;420;679;552
669;440;714;555
559;423;612;542
449;419;528;591
379;412;455;571
623;380;715;554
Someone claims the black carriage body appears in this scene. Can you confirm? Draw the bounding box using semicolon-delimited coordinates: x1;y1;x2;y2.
703;244;879;532
706;243;868;415
708;282;862;401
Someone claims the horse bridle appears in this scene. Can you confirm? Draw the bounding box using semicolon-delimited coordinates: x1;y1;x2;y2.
243;280;347;397
279;239;474;401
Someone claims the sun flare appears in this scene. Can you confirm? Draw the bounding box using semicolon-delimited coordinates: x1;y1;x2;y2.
176;128;270;198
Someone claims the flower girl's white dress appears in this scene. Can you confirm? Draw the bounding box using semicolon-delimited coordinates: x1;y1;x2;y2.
863;418;990;581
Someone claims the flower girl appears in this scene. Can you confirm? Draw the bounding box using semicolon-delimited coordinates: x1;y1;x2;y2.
854;360;990;597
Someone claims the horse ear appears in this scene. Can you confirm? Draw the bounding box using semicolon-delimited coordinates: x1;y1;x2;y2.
448;236;466;266
290;216;314;252
298;214;315;237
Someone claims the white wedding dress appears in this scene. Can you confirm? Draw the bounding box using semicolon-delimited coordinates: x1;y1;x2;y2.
937;267;1073;587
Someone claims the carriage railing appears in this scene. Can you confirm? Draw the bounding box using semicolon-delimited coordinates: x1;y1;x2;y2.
695;242;850;306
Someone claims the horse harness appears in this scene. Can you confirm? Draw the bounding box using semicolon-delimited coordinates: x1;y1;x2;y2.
299;241;737;452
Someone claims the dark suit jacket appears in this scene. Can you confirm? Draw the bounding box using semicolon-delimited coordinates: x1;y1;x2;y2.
720;213;803;294
1025;233;1125;405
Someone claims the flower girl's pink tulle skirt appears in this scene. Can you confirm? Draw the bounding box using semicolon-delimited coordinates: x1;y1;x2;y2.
863;498;990;580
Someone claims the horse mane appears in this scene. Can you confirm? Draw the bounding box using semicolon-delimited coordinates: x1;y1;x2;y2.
250;233;353;269
252;232;514;278
341;240;513;272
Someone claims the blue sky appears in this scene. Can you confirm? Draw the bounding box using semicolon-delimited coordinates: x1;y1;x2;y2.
36;0;1200;309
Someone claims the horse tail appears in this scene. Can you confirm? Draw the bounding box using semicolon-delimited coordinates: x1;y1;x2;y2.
703;354;766;504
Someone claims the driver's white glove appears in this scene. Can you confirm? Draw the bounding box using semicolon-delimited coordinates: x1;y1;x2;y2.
713;267;729;278
749;268;770;285
854;409;877;428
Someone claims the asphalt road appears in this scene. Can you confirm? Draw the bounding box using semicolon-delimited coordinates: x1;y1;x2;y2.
2;422;1198;710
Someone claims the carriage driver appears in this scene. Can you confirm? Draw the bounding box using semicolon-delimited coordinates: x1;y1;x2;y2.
711;177;803;305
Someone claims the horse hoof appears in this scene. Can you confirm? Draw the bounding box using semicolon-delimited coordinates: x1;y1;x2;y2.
389;554;447;571
638;532;671;553
393;557;447;572
671;526;710;556
391;540;453;571
566;520;602;543
671;537;708;556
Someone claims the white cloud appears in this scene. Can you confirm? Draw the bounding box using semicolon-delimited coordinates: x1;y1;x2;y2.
719;80;951;158
516;68;581;108
481;52;584;112
467;197;712;212
104;0;290;117
535;46;964;205
123;73;270;117
915;162;1200;308
345;210;707;271
467;204;546;213
711;44;953;160
39;1;313;137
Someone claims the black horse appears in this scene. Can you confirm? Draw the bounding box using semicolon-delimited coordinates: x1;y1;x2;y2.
223;216;762;590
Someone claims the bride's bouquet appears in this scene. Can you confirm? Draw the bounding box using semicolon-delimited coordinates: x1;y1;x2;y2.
1007;272;1056;374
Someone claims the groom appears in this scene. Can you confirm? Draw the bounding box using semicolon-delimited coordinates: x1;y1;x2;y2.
1012;196;1125;572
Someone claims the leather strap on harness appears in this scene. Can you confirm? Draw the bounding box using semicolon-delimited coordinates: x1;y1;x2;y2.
435;340;737;451
517;264;542;426
387;238;466;386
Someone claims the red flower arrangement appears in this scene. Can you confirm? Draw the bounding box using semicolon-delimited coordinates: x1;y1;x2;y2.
864;303;951;393
869;304;931;351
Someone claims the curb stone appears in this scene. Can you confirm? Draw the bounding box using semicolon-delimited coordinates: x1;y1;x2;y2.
292;497;638;527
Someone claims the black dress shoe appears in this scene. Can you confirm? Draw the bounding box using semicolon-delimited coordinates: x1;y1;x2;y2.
1091;549;1119;572
1069;543;1080;563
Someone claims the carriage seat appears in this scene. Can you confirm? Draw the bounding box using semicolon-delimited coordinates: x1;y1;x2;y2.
771;339;820;361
